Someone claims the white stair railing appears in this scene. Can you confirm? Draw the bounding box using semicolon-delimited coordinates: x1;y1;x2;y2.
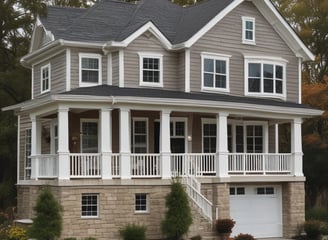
184;175;213;222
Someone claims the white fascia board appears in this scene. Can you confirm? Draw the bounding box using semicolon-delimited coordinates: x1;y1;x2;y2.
182;0;244;48
104;21;173;50
253;0;314;61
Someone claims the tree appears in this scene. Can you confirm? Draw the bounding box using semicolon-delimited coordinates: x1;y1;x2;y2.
161;178;192;240
28;187;62;240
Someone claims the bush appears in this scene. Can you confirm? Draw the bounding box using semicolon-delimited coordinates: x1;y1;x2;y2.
215;218;235;234
306;207;328;222
321;222;328;235
120;223;146;240
233;233;255;240
28;187;62;240
161;178;192;240
64;238;77;240
7;226;28;240
84;238;97;240
190;235;202;240
304;220;322;239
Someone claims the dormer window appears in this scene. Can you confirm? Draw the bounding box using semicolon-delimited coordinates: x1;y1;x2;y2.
41;64;50;93
139;53;163;87
201;53;230;93
242;17;255;45
79;53;102;87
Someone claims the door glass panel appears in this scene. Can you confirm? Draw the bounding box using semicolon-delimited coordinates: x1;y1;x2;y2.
81;122;98;153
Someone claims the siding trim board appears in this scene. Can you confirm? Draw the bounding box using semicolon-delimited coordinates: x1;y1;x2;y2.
66;48;71;91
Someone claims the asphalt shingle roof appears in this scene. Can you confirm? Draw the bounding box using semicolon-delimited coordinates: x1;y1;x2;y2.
61;85;314;110
40;0;234;44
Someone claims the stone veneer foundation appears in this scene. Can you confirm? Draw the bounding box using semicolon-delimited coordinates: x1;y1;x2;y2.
16;181;305;239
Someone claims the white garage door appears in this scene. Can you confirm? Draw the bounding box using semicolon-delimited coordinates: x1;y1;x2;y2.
230;185;283;238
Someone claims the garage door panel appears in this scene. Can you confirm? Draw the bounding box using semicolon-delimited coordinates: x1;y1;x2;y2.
230;185;282;238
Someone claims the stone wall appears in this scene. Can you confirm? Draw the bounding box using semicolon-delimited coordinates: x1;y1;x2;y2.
282;181;305;238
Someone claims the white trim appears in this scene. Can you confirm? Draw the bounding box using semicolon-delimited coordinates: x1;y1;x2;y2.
135;193;149;213
40;63;51;94
298;57;302;104
17;115;20;184
79;53;102;87
119;49;124;87
66;48;71;91
242;16;256;45
50;119;58;154
107;53;112;85
138;52;163;88
31;65;34;99
132;118;149;153
201;53;231;93
185;49;190;92
170;117;188;153
81;193;99;218
244;56;287;100
104;21;172;50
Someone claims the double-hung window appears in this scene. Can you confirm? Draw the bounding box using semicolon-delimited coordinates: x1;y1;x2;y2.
139;53;163;87
135;193;148;213
245;57;286;98
242;17;255;44
202;53;230;92
41;64;50;93
81;193;99;218
132;118;148;153
79;53;102;86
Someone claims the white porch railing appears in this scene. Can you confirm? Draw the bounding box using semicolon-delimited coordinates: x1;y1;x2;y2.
131;154;161;178
171;153;216;177
70;153;101;178
228;153;292;175
111;154;120;178
185;175;213;221
36;154;58;178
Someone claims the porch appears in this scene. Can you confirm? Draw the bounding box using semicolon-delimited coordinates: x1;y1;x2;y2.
31;152;293;179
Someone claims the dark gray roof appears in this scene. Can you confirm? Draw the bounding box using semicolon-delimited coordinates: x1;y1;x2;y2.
61;85;314;110
40;0;234;44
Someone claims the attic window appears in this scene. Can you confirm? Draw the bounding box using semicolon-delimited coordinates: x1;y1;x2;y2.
139;53;163;87
242;17;255;45
79;53;102;87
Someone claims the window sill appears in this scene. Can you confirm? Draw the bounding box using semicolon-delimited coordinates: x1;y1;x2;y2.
139;82;163;88
245;93;286;100
81;216;99;219
40;90;50;95
79;82;101;87
202;87;230;94
134;211;150;215
242;40;256;45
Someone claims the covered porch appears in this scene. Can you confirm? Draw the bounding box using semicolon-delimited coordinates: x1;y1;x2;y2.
26;104;303;181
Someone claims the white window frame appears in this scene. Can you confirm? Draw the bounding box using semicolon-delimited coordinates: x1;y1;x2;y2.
135;193;149;213
201;118;217;153
170;118;188;153
132;118;148;153
242;16;255;45
81;193;99;218
138;53;163;87
244;56;287;100
201;53;230;93
80;119;99;153
25;128;32;180
79;53;102;87
40;63;51;93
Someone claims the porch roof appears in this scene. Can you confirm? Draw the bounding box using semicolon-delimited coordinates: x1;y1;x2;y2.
62;84;316;111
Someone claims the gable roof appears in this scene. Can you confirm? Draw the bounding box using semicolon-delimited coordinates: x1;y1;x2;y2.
32;0;313;61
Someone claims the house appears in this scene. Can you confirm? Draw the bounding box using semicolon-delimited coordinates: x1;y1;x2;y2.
3;0;323;239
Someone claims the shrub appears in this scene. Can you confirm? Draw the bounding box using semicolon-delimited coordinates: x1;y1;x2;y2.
161;178;193;240
28;186;62;240
306;207;328;222
64;238;77;240
84;238;97;240
7;226;27;240
321;222;328;235
304;220;322;239
190;235;202;240
233;233;255;240
119;223;146;240
215;218;235;234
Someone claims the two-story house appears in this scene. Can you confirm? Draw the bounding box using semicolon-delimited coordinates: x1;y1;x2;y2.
3;0;322;239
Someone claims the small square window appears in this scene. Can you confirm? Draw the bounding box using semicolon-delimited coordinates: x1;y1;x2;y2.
81;194;99;217
230;188;235;195
236;187;245;195
135;193;148;212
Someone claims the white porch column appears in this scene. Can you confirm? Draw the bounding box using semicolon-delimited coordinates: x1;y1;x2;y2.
161;110;171;179
57;107;70;180
30;114;42;180
216;112;229;178
120;108;131;179
100;108;112;179
291;118;303;176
